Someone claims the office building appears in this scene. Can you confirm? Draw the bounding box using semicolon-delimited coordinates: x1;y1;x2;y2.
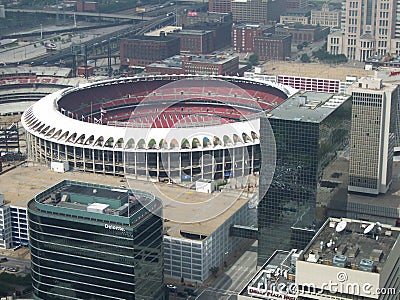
240;218;400;300
244;72;358;94
286;0;308;10
238;249;299;299
0;194;11;249
208;0;231;13
28;180;164;299
327;0;400;61
311;4;340;28
254;34;292;61
146;54;239;75
296;217;400;300
231;0;286;23
120;35;180;67
347;77;399;195
258;92;352;264
0;193;28;249
232;24;275;53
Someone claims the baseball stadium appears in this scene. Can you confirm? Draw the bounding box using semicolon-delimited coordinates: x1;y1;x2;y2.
22;74;296;183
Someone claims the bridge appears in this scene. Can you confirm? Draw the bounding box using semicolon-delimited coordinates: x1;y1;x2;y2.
5;8;152;21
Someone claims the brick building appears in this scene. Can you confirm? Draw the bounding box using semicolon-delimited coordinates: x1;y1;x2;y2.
146;54;239;76
275;24;330;43
208;0;231;13
169;30;214;54
232;23;274;53
185;21;232;51
254;34;292;61
120;35;180;67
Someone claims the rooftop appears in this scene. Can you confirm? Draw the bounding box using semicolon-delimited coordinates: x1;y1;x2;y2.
0;164;252;239
256;33;291;40
122;35;179;42
301;218;400;273
233;23;274;31
144;26;182;37
239;249;299;299
260;61;374;82
268;91;350;123
148;54;238;69
170;29;212;36
30;180;159;225
0;67;72;78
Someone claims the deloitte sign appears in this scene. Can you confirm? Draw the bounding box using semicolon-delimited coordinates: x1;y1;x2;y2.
104;224;126;232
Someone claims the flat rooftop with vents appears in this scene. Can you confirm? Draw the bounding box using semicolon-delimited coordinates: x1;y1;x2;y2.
296;217;400;299
268;91;351;123
30;180;161;225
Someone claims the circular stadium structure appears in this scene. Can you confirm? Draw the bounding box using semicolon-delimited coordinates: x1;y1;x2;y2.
22;74;296;183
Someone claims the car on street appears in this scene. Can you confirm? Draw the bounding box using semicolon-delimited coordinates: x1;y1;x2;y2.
166;284;177;292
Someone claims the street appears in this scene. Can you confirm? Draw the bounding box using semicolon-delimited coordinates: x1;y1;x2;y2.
0;253;31;275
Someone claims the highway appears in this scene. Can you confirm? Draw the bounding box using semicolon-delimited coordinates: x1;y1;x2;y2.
15;15;175;66
5;8;152;21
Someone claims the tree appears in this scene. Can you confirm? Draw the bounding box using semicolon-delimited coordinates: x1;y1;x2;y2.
248;53;259;67
297;44;304;50
301;53;311;63
210;266;219;277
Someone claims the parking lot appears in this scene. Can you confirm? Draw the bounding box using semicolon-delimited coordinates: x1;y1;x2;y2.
0;248;31;275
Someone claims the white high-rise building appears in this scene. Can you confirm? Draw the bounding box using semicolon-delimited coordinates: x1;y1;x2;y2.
328;0;400;61
348;77;399;195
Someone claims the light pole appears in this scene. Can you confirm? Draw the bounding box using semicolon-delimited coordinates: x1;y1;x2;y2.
40;24;43;40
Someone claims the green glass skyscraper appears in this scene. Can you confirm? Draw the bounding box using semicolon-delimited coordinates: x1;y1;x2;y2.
258;92;351;265
28;180;164;300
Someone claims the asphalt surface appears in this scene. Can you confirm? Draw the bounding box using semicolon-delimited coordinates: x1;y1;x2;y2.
0;254;31;275
194;241;259;299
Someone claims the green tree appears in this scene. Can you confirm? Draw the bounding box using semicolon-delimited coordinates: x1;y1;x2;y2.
248;53;259;67
301;53;311;63
297;44;304;50
210;266;219;277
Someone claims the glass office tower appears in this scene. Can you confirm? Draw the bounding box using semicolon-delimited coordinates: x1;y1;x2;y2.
258;92;351;265
28;180;164;300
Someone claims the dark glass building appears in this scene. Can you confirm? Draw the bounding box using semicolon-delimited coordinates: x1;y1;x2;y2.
258;92;351;265
28;180;164;300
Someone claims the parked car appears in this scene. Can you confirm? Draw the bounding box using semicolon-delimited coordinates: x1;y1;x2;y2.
166;284;177;292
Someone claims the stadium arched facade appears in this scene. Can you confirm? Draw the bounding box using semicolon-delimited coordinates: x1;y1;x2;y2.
22;74;296;183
